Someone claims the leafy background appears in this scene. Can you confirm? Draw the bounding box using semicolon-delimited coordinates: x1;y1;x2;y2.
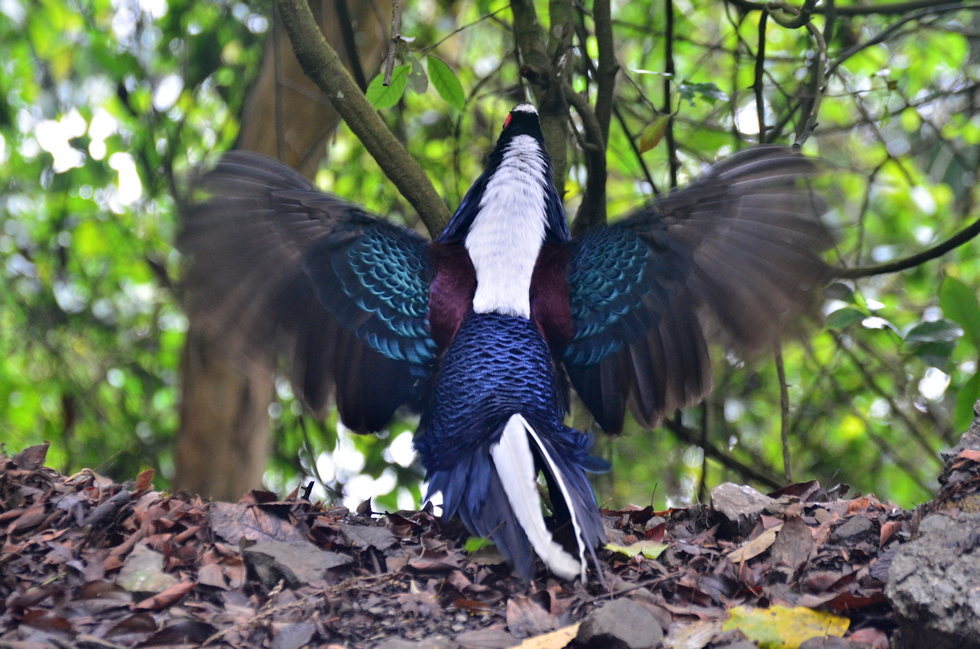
2;0;979;513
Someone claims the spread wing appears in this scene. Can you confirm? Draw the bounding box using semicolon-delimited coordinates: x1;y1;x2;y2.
178;151;437;433
565;146;834;433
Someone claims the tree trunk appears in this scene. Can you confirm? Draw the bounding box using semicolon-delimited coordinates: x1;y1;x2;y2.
174;0;391;500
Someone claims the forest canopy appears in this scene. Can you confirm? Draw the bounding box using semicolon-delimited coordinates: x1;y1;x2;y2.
2;0;979;512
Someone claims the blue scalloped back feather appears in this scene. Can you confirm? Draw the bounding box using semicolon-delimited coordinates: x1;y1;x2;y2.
415;312;604;579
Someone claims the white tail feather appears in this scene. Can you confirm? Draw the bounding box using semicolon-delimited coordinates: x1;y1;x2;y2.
520;419;589;582
491;414;582;580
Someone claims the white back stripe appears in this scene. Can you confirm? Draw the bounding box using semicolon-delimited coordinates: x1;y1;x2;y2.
466;134;548;318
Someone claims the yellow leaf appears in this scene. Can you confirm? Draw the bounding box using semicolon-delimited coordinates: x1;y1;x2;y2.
517;623;579;648
605;539;669;559
639;116;670;153
722;605;850;649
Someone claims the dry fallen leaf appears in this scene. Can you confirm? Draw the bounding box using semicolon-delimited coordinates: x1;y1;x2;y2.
728;524;783;563
515;623;580;649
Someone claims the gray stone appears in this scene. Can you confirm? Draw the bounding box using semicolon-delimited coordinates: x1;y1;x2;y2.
710;483;775;536
886;512;980;649
577;599;663;649
831;515;874;543
243;540;351;589
271;622;316;649
798;639;865;648
375;636;458;649
116;544;178;593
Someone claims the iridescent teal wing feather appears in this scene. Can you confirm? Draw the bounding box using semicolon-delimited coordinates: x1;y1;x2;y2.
565;146;834;433
179;151;436;432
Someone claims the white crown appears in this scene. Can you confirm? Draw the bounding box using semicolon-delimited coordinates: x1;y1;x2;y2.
511;103;538;114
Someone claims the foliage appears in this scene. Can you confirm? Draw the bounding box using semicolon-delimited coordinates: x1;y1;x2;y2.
3;0;980;512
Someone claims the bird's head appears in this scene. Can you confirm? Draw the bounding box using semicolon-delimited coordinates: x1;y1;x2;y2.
437;103;569;245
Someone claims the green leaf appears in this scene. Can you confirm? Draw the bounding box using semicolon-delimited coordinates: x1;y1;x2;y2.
605;540;669;559
365;65;410;109
904;319;964;345
914;341;956;369
427;56;465;111
940;276;980;348
678;81;727;106
464;536;494;552
954;371;980;431
824;282;857;304
406;54;428;94
826;307;865;329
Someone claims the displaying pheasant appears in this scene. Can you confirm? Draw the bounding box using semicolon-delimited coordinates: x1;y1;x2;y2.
179;103;833;582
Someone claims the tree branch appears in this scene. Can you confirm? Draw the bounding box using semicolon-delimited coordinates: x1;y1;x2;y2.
276;0;450;237
833;212;980;279
726;0;969;17
566;86;607;236
512;0;570;196
593;0;617;145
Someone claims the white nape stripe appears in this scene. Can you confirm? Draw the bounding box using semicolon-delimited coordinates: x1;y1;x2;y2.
466;134;548;318
491;414;582;581
521;419;589;583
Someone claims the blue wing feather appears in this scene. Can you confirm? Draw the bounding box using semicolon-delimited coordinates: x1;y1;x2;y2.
179;150;437;433
565;146;833;433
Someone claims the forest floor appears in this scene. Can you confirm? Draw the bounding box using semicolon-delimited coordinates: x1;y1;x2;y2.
1;421;979;649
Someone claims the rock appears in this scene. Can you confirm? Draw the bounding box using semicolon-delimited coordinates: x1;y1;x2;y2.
831;515;874;544
375;636;458;649
340;523;397;551
885;512;980;649
576;599;663;649
710;483;775;536
798;638;866;648
243;540;351;589
116;544;179;593
272;622;316;649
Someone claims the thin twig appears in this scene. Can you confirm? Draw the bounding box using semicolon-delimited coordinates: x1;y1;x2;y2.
833;212;980;279
383;0;402;85
664;0;678;187
335;0;368;91
774;339;792;483
754;11;768;143
794;20;826;145
613;104;659;196
663;419;783;490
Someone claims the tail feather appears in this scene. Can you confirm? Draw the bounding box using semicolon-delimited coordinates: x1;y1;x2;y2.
428;413;605;582
491;415;583;580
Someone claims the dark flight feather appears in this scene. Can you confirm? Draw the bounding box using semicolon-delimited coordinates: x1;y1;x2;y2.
565;146;833;433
